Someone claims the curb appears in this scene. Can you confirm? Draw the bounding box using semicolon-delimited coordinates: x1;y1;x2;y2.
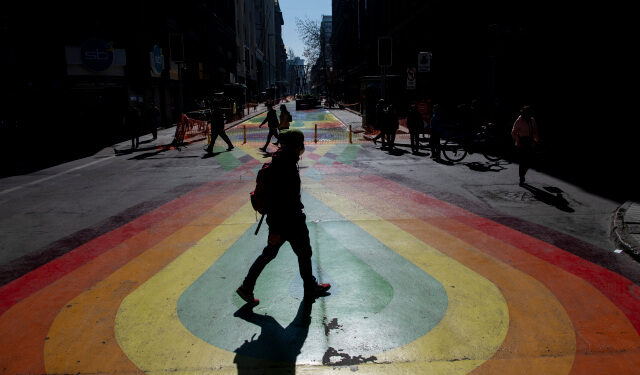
224;107;268;131
611;201;640;256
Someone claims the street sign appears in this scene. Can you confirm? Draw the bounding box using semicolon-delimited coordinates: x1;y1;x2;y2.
378;37;392;67
418;52;432;72
406;67;416;90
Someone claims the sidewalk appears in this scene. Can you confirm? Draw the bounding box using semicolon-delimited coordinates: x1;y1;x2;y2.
612;201;640;256
109;103;270;154
326;107;410;136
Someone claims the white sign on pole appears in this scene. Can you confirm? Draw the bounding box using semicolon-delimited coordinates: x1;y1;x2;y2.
406;67;416;89
418;52;432;72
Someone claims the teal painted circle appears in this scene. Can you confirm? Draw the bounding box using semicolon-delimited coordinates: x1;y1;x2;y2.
177;192;448;362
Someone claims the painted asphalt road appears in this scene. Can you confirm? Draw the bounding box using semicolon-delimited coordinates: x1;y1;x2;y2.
1;106;639;374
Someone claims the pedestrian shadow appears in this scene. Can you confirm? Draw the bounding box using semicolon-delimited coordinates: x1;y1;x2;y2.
521;183;574;212
411;151;430;157
432;157;454;166
463;160;508;172
233;298;316;374
202;151;224;159
387;148;408;156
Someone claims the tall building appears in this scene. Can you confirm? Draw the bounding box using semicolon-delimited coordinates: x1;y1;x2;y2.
309;15;333;95
1;0;292;175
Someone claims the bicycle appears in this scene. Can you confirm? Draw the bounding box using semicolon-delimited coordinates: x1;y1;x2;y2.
441;123;502;162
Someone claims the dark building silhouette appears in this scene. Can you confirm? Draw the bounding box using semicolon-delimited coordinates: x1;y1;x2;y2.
330;0;634;199
1;0;287;176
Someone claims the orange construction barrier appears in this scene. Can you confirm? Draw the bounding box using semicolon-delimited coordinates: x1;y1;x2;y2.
172;113;210;145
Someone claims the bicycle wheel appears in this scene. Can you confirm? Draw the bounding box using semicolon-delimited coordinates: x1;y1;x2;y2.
442;140;467;162
483;150;501;162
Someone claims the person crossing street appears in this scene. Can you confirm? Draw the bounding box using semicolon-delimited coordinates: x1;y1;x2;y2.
259;103;280;152
237;129;331;306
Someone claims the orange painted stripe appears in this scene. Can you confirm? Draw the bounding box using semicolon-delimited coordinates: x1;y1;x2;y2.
323;175;640;374
321;178;575;374
0;178;253;374
360;173;640;333
43;182;254;374
0;161;258;314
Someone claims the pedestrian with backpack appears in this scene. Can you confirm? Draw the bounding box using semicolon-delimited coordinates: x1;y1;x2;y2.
237;129;331;306
258;103;279;151
272;104;293;146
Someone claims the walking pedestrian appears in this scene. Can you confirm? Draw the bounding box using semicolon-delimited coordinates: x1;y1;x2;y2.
511;105;539;185
272;104;292;147
259;103;279;151
204;104;234;153
372;99;386;147
385;104;399;151
279;104;292;130
407;103;424;153
429;104;443;160
126;103;141;149
144;102;161;140
236;129;331;306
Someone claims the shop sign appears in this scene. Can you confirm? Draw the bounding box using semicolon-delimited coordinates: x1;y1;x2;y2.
81;38;114;72
150;45;164;77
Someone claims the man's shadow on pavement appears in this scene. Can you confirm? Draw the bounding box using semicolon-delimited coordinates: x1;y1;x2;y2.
521;183;574;212
233;297;317;374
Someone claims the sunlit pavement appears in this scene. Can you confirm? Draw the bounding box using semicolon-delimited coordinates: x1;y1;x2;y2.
1;105;639;374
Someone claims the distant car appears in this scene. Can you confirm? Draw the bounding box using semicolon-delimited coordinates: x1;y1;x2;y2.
295;95;320;110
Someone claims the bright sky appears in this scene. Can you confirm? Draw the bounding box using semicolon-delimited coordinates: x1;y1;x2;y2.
278;0;332;60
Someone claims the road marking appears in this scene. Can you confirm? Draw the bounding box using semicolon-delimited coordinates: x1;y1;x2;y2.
42;186;253;374
114;203;254;373
306;182;510;373
0;156;115;196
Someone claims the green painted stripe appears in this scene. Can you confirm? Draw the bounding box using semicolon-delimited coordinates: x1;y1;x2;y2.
208;147;242;171
336;144;360;165
176;191;448;361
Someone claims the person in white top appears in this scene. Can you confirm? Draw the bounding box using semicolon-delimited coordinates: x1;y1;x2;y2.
511;105;539;185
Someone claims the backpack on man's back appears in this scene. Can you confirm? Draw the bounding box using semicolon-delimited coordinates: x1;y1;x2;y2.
250;162;272;215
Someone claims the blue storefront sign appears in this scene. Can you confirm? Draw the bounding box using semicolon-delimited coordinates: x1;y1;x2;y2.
150;45;164;77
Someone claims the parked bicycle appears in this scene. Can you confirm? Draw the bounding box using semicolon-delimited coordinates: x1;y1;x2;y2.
441;122;502;162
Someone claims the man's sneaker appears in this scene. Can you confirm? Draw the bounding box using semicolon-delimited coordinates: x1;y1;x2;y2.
259;146;267;152
305;282;331;296
236;286;259;306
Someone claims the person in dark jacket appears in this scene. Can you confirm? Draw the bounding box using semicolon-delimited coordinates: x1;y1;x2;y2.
126;103;142;149
259;103;280;151
371;99;386;147
430;104;443;160
204;104;234;153
237;129;331;306
384;104;399;151
407;103;424;153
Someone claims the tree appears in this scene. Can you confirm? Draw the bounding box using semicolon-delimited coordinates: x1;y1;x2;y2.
295;17;320;67
296;16;333;96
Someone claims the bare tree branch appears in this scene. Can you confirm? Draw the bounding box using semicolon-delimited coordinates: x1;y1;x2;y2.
296;16;321;66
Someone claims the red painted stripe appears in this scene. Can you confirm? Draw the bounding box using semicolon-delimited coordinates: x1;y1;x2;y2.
359;173;640;332
0;161;259;314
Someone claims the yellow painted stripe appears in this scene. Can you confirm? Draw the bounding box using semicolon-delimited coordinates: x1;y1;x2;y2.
113;203;255;374
236;144;266;163
112;184;508;374
318;178;576;374
43;185;252;374
304;182;510;374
